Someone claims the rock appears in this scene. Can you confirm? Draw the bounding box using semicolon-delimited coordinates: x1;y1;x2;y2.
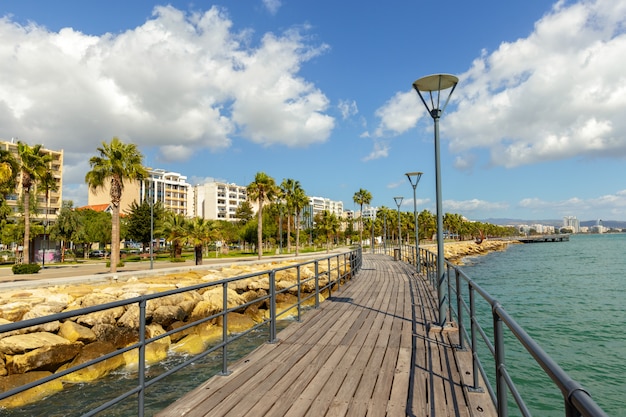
57;341;124;383
170;334;206;355
122;324;171;368
189;288;245;322
6;342;83;374
0;371;63;408
216;312;256;333
0;332;71;355
76;306;125;327
0;301;33;322
152;305;187;328
58;321;97;344
91;324;139;349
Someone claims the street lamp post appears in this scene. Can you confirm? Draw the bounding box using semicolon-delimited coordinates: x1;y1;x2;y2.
393;197;403;256
412;73;458;326
405;172;423;274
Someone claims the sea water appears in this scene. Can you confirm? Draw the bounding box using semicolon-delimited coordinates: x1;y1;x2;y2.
460;233;626;416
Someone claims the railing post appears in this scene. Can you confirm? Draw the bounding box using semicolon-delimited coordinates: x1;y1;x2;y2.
446;263;453;323
221;282;230;375
269;270;277;343
327;258;332;298
455;269;464;350
296;265;302;322
469;286;480;390
314;261;320;308
493;303;508;417
138;299;146;417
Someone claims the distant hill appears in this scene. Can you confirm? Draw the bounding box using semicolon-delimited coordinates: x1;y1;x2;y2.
481;218;626;229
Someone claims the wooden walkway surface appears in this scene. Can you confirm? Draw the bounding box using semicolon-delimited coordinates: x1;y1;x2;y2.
156;253;497;417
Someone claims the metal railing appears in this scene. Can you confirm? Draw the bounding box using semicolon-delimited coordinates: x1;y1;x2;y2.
381;242;609;417
0;248;362;416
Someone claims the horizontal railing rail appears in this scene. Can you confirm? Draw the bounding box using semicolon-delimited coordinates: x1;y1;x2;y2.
0;248;362;416
386;242;609;417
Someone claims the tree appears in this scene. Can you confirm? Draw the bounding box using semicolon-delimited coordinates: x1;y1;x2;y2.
185;217;217;265
234;200;254;225
85;137;146;272
159;212;187;259
39;170;59;263
353;188;372;247
292;185;309;256
280;178;299;253
0;149;19;228
50;201;82;262
125;200;164;252
17;142;53;264
247;172;277;260
315;210;340;253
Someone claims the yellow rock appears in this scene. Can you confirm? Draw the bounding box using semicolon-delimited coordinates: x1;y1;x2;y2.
58;321;97;343
58;341;124;383
171;334;206;355
0;371;63;408
123;324;171;369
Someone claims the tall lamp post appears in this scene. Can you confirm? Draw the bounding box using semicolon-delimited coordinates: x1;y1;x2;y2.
393;197;403;254
405;172;423;274
412;73;458;326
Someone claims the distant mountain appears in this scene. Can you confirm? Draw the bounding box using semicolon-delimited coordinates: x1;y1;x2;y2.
481;218;626;229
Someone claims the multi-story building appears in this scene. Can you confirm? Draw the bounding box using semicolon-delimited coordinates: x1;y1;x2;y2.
563;216;580;233
302;196;344;228
88;168;190;216
189;180;248;221
0;139;63;222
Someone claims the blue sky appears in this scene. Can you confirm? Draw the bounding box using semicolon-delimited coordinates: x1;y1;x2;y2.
1;0;625;222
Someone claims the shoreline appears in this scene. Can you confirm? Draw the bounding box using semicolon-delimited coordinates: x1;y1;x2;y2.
431;239;517;265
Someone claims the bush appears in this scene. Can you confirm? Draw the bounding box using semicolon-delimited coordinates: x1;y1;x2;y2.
105;261;125;268
12;263;42;275
169;257;186;263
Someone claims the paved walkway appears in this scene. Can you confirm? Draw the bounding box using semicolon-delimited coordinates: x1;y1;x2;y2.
156;253;497;417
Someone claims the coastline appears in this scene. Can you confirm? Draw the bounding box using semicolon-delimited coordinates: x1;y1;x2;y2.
434;239;516;265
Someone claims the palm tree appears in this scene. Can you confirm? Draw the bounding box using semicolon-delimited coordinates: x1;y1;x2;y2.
17;142;53;264
316;210;340;253
160;212;187;259
0;149;19;224
292;185;309;256
280;178;297;253
39;170;59;265
85;137;146;272
185;217;217;265
353;188;372;247
247;172;277;260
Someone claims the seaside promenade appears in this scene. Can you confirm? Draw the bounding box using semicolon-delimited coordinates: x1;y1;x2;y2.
157;253;497;417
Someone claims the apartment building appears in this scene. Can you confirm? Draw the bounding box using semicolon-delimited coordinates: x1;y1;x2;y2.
302;196;344;228
0;139;63;222
189;180;248;221
88;168;190;216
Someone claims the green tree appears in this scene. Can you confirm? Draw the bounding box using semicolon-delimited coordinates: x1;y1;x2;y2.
292;184;309;256
17;142;53;264
186;217;217;265
85;137;146;272
247;172;277;260
50;201;82;262
353;188;372;247
78;209;112;257
159;212;187;259
315;210;340;253
234;200;254;225
280;178;299;253
125;200;164;252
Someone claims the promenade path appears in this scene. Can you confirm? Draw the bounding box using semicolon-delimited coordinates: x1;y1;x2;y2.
157;253;497;417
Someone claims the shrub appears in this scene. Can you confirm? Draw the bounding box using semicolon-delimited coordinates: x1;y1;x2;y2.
169;257;186;263
12;263;42;275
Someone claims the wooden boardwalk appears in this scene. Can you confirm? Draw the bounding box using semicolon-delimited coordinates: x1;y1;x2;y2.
156;253;497;417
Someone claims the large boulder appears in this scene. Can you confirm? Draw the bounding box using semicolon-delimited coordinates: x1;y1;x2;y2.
58;321;97;344
152;305;187;328
91;324;139;349
76;306;125;327
122;324;170;368
0;371;63;408
0;332;71;355
57;341;124;383
6;342;83;374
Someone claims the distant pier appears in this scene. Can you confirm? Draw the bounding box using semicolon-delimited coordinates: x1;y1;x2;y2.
516;234;570;243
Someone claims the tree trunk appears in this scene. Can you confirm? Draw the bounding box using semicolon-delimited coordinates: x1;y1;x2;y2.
257;200;263;260
23;190;30;264
110;203;120;272
295;212;301;256
195;245;203;265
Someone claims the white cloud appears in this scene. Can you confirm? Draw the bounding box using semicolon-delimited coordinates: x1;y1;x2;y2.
371;0;626;169
362;141;389;161
444;198;509;214
446;0;626;168
262;0;282;15
517;189;626;219
0;5;334;169
338;99;358;119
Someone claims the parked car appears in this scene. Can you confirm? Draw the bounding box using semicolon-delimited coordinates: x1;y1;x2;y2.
89;250;109;258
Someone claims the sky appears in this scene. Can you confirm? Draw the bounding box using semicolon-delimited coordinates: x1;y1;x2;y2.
1;0;625;222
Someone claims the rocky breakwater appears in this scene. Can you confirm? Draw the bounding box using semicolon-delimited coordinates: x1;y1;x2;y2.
0;259;349;408
442;239;516;265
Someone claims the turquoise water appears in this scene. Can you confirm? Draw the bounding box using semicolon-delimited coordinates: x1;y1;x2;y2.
460;233;626;417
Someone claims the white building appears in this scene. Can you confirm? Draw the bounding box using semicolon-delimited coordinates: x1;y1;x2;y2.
189;180;248;221
563;216;580;233
302;196;344;228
